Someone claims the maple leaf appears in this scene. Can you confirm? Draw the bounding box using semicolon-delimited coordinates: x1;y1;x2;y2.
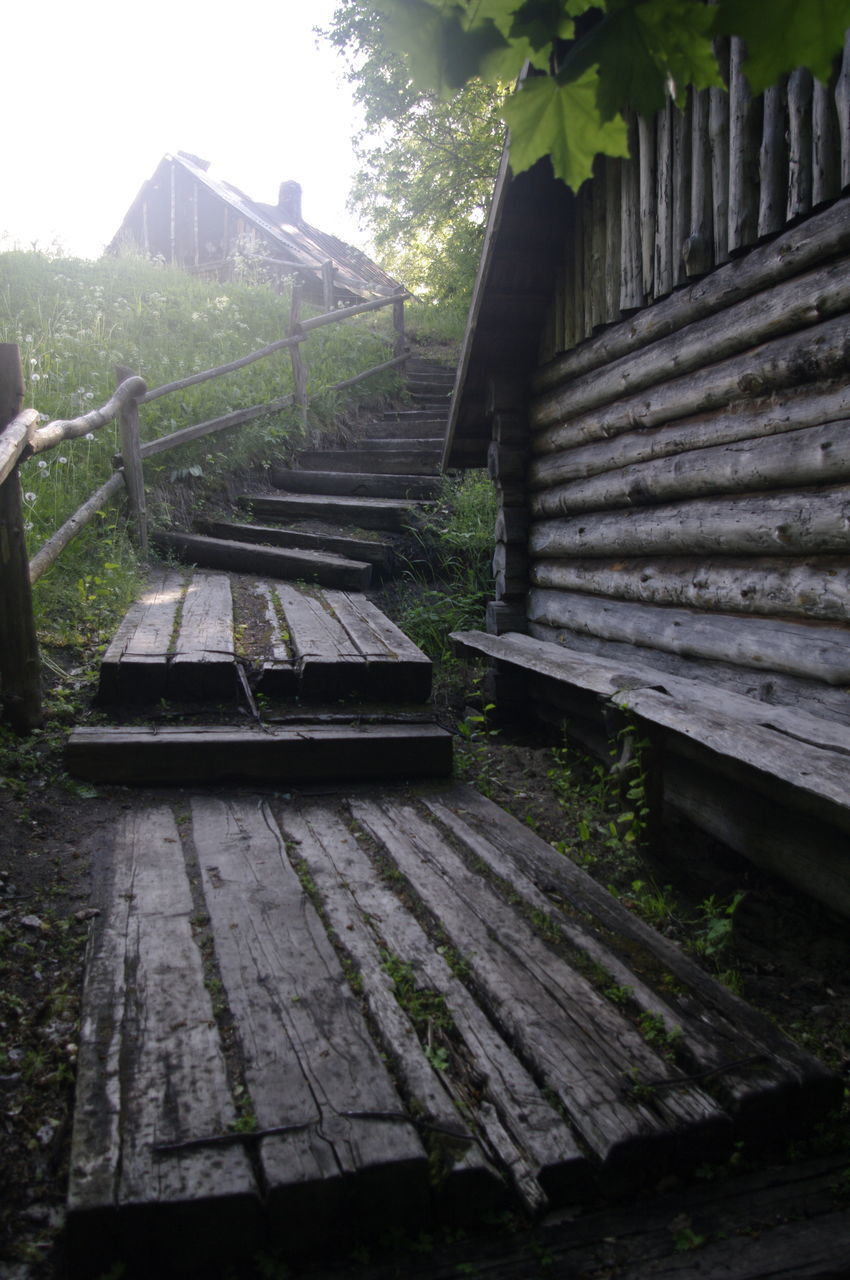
509;0;579;50
503;68;630;189
715;0;850;91
636;0;724;103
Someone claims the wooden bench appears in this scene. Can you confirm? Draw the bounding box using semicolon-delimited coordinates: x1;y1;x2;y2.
451;629;850;918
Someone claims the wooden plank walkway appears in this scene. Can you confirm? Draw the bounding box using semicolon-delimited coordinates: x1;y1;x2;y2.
67;783;841;1275
97;571;432;705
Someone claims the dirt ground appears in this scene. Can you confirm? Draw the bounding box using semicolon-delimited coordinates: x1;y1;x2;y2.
1;651;849;1279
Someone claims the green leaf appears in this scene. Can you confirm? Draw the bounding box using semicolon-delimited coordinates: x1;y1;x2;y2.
509;0;577;50
503;68;630;190
715;0;850;91
635;0;724;103
558;6;669;119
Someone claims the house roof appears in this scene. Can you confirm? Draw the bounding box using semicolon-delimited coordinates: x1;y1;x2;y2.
443;147;572;469
110;152;402;301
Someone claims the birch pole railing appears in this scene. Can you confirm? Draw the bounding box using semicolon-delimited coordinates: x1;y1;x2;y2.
0;288;409;733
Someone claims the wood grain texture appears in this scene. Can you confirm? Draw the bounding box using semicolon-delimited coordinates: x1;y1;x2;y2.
172;570;236;700
68;806;256;1266
191;797;428;1235
97;570;184;702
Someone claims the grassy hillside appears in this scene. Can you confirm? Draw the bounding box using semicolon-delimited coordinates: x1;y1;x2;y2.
0;250;404;646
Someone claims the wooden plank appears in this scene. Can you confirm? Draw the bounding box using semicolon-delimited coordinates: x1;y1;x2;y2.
270;468;438;499
275;582;364;696
151;529;372;590
322;590;432;701
67;806;257;1273
349;799;731;1181
65;723;454;785
239;493;423;532
171;571;236;700
190;798;429;1240
196;521;393;569
252;580;297;695
435;786;841;1121
98;570;184;703
450;630;850;821
277;804;514;1219
285;801;589;1212
421;793;832;1129
293;448;442;476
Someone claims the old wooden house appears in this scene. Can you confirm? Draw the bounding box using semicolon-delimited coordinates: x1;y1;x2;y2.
108;151;401;306
448;38;850;916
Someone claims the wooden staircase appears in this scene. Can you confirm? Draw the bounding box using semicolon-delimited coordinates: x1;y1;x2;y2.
154;357;455;591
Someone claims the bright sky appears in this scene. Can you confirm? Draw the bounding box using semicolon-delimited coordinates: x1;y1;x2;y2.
3;1;366;260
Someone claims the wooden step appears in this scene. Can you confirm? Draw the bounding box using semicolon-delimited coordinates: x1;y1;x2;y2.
67;783;840;1272
65;723;453;784
360;422;446;440
239;492;424;532
269;468;438;499
268;584;432;700
151;530;371;590
355;436;444;450
99;568;237;703
381;409;449;424
296;447;442;476
196;520;394;570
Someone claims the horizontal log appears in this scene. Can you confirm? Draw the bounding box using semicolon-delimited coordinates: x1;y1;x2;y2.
533;199;850;394
486;600;528;635
529;487;850;560
29;471;126;584
530;557;850;622
329;350;409;392
526;589;850;684
32;377;147;454
533;314;850;455
528;621;850;728
495;506;529;543
528;382;850;490
139;394;294;460
530;422;850;514
0;408;38;486
532;258;850;430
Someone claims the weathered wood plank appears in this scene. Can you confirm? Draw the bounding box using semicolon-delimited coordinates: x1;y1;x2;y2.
271;468;438;499
152;529;372;591
437;785;841;1117
283;801;588;1213
531;257;850;432
67;806;257;1272
530;556;850;623
526;588;850;685
190;798;429;1238
275;583;364;696
65;724;453;784
251;580;298;695
239;492;423;532
349;800;731;1180
758;80;789;237
97;570;185;703
787;67;814;220
277;805;514;1217
197;520;393;570
171;571;235;700
529;486;850;560
321;590;432;701
294;448;442;476
530;420;850;513
421;793;823;1127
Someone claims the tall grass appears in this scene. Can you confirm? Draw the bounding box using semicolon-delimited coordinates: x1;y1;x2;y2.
0;250;405;645
395;471;497;661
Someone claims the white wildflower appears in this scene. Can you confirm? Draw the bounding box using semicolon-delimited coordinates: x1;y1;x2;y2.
37;459;48;469
58;456;68;464
84;432;95;441
24;492;36;503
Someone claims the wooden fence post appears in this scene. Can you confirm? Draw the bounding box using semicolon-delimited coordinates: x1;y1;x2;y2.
0;344;42;732
289;280;308;428
393;287;406;361
322;259;335;313
115;365;148;554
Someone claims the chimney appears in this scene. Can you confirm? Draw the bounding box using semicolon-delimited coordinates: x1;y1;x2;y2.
277;181;303;224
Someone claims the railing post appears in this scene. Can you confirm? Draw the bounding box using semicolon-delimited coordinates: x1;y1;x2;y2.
0;344;42;732
322;259;335;313
289;280;309;429
393;286;407;363
115;365;148;554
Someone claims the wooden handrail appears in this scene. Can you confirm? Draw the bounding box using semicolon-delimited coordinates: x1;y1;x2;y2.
0;408;39;486
32;376;148;453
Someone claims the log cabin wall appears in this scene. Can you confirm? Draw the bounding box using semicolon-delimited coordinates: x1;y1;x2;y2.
517;36;850;731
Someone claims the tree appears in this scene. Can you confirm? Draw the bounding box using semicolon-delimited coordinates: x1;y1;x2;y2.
363;0;850;190
323;2;506;299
